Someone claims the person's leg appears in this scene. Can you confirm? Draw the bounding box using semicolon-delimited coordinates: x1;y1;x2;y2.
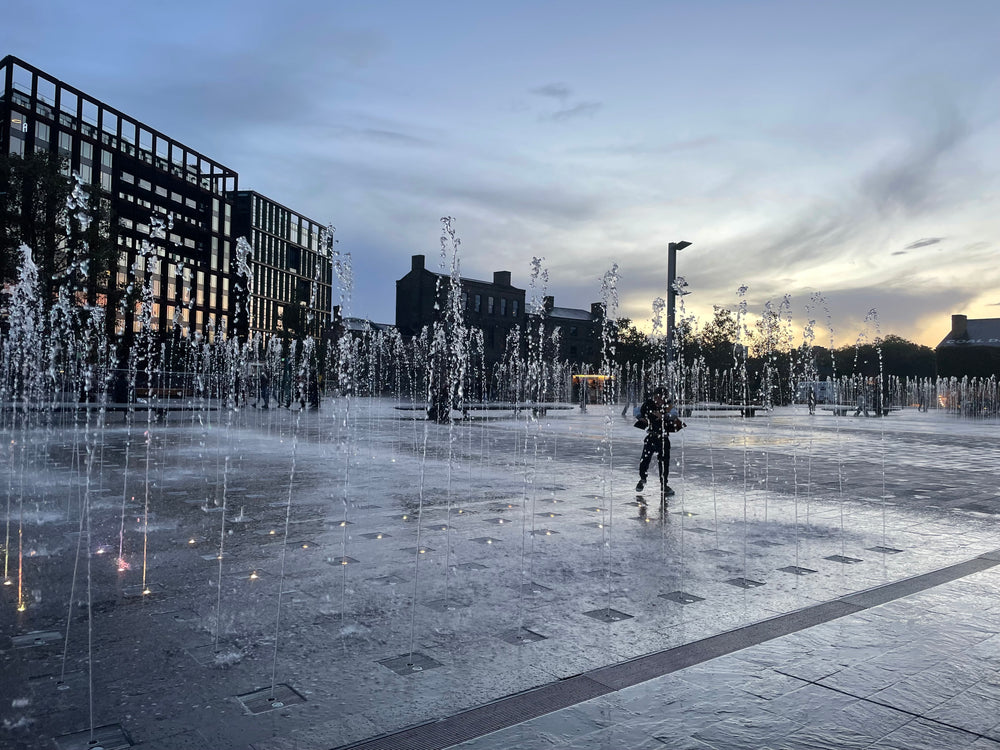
659;439;672;496
637;436;655;490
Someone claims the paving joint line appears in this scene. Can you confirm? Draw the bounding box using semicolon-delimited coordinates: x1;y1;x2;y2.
332;548;1000;750
797;676;1000;745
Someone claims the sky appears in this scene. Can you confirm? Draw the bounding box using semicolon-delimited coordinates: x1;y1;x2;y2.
4;0;999;347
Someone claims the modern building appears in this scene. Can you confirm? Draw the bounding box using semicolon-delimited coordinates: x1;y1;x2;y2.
229;190;331;341
936;314;1000;378
395;254;526;364
1;55;328;342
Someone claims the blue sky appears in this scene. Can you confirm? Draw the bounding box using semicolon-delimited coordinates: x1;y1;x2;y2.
5;0;999;346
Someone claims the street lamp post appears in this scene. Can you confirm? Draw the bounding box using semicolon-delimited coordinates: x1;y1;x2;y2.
666;241;692;366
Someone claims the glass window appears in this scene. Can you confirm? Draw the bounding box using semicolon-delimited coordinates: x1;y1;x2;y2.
500;298;507;316
34;122;50;153
474;294;481;312
487;296;494;314
512;300;519;317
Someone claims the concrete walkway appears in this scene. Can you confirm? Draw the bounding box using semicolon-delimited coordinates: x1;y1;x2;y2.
448;560;1000;750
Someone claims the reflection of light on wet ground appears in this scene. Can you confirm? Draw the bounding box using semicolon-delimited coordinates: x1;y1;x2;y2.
6;401;1000;748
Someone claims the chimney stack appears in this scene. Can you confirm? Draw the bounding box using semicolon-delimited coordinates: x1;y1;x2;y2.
951;314;969;339
412;254;425;272
493;270;512;286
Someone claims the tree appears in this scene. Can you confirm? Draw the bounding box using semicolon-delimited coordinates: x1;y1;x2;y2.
0;151;115;308
697;306;739;373
612;317;653;364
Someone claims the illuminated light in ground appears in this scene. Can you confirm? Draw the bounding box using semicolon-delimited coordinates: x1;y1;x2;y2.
419;549;426;554
188;538;197;545
96;547;106;555
376;534;383;539
249;571;259;580
269;530;276;535
2;579;12;586
545;531;552;536
401;515;408;521
341;560;348;565
301;544;309;549
116;558;130;572
17;603;27;612
142;588;151;596
486;539;493;544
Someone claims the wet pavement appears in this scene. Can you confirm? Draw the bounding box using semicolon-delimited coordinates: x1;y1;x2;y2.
1;402;998;749
449;562;1000;750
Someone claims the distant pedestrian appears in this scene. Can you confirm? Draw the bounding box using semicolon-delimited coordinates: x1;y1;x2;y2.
807;388;816;415
635;387;685;502
621;381;638;418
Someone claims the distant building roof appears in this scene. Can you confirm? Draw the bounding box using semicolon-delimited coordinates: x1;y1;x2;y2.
549;307;593;321
344;317;393;333
938;315;1000;348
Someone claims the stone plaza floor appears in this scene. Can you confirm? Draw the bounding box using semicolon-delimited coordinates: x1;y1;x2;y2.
1;400;998;749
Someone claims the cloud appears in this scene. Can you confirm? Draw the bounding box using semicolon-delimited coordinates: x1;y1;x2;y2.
891;251;908;256
904;237;944;249
549;102;603;121
531;83;572;100
859;105;968;217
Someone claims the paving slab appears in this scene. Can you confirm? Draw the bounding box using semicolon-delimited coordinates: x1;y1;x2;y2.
2;402;1000;749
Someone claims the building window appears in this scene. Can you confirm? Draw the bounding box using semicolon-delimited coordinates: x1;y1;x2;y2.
488;296;494;314
474;294;481;312
512;300;518;317
500;298;507;316
34;122;50;153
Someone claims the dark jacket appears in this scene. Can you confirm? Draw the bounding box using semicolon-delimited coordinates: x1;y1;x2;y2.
639;398;683;439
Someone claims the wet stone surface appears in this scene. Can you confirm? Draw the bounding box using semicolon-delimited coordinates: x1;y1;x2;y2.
2;403;1000;749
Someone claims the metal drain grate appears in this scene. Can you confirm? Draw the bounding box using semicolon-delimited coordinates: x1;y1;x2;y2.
53;723;132;750
659;591;704;605
499;627;547;645
825;554;863;564
726;577;766;589
12;631;61;648
237;683;305;714
583;607;633;623
779;566;817;576
378;652;443;675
